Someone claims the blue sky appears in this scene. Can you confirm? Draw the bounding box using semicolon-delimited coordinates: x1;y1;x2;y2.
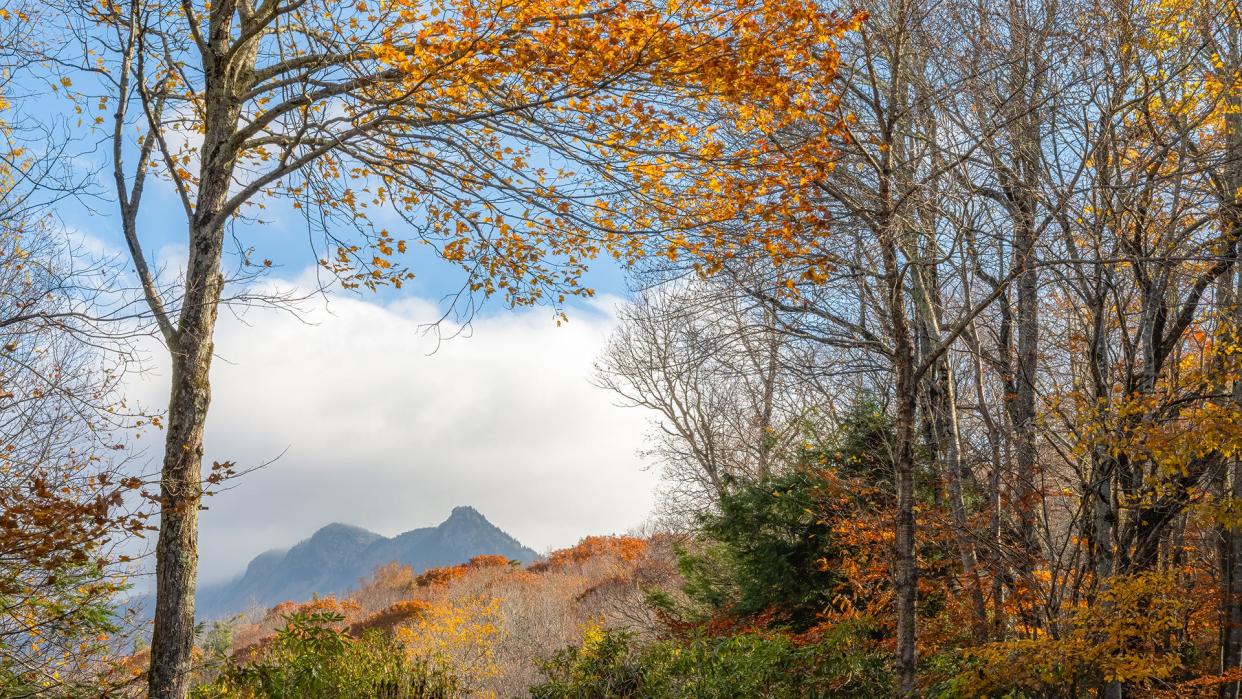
49;142;633;313
9;63;634;315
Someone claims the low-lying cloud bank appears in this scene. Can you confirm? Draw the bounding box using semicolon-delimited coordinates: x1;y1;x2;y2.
126;283;655;585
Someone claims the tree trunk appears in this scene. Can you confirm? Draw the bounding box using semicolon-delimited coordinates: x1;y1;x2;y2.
147;24;245;690
1087;279;1116;585
1219;36;1242;691
1013;208;1039;560
146;226;225;698
894;341;919;698
1223;445;1242;699
913;259;988;640
934;358;988;640
883;229;919;696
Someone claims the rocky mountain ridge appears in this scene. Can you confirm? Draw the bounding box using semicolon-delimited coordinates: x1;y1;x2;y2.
195;506;538;619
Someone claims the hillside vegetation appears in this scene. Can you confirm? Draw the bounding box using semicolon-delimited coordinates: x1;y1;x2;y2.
188;535;680;697
164;410;1228;697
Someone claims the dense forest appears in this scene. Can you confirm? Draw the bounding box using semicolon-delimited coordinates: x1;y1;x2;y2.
0;0;1240;696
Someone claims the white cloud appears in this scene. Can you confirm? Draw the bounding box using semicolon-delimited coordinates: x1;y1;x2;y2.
125;281;657;585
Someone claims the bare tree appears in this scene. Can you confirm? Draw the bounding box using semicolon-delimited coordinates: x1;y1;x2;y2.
596;277;816;517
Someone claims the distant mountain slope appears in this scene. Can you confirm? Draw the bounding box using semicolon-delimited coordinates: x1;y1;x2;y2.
196;506;539;620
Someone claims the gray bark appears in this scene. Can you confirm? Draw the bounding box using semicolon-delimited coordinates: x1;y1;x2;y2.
146;3;260;695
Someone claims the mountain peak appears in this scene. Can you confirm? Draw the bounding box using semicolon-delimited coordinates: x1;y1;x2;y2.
196;506;538;620
446;505;485;522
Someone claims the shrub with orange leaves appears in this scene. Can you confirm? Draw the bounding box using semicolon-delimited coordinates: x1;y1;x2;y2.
532;536;649;572
291;595;360;618
468;555;512;569
348;599;433;636
416;555;515;588
414;565;470;589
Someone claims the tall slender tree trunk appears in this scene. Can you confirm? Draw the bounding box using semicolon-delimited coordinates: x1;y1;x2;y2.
1220;433;1242;699
882;227;919;696
1220;303;1242;699
964;317;1009;638
1004;105;1041;587
893;351;918;697
913;257;988;639
1218;33;1242;693
147;14;253;692
1012;202;1039;559
893;337;919;698
1213;217;1240;699
1087;283;1116;585
934;358;988;640
756;303;780;480
146;225;225;698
